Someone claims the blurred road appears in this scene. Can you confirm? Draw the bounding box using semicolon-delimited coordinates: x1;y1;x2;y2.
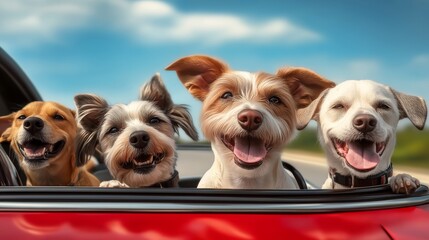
176;147;429;188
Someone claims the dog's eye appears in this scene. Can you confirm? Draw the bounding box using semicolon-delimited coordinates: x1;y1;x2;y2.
53;114;65;120
221;92;233;99
17;115;26;120
107;127;119;134
268;96;281;104
377;102;390;110
332;103;344;109
149;117;161;124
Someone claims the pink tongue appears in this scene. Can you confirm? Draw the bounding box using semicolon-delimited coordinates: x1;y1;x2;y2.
233;137;267;163
345;141;379;170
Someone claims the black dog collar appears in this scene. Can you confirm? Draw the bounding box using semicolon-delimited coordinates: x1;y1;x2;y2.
330;164;393;188
148;170;179;188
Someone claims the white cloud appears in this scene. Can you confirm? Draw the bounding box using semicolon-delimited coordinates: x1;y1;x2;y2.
122;1;321;45
0;1;92;46
0;0;321;47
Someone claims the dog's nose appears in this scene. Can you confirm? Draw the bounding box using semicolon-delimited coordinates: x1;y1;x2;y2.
129;131;150;149
23;117;44;133
238;109;263;131
353;114;377;133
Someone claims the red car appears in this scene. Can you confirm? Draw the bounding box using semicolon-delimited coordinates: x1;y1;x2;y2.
0;48;428;239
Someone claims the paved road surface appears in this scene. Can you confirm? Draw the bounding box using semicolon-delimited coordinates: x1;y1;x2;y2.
176;147;429;188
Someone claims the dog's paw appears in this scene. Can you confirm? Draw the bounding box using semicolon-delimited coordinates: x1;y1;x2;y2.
99;180;129;188
390;174;420;194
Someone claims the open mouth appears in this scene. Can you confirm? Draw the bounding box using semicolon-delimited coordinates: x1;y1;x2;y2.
332;138;387;172
18;138;65;161
121;152;165;174
221;135;269;170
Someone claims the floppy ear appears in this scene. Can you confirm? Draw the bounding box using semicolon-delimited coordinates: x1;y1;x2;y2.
296;89;330;130
74;94;110;167
165;55;228;101
140;73;174;110
169;105;199;141
0;112;15;142
277;67;335;109
390;88;427;130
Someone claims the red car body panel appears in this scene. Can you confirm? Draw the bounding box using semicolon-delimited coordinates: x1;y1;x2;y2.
0;205;428;240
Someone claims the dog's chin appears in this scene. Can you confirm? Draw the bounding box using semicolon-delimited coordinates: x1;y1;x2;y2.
18;138;65;167
221;135;270;170
331;137;387;173
120;152;165;175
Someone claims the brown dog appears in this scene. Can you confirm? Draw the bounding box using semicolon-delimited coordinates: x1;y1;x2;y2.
0;101;100;186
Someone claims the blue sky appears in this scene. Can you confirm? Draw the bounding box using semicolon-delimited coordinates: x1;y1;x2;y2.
1;0;429;138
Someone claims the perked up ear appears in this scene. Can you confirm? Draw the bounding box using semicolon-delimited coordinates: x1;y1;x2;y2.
390;88;427;130
165;55;228;101
141;74;199;141
277;67;335;109
74;94;109;132
74;94;110;167
0;112;15;142
140;73;174;110
296;89;330;130
169;105;199;141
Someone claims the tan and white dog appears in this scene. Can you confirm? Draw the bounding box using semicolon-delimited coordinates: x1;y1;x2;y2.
75;74;198;188
297;80;427;193
0;101;100;186
167;55;334;189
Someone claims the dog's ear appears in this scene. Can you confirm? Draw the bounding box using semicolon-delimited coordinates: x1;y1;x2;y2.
74;94;109;132
277;67;335;109
141;74;199;141
140;73;174;109
169;105;199;141
296;89;329;130
0;112;15;142
390;88;427;130
166;55;228;101
74;94;109;167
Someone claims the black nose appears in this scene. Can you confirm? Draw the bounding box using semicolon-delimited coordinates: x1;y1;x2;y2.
237;109;263;131
23;117;44;134
353;114;377;133
129;131;150;149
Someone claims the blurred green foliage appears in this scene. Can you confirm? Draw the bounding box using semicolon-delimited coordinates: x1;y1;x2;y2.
288;126;429;169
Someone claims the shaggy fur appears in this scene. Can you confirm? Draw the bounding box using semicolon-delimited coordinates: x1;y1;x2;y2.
75;74;198;188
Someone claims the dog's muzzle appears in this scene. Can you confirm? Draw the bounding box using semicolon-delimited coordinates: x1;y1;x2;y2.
332;138;387;172
18;138;65;161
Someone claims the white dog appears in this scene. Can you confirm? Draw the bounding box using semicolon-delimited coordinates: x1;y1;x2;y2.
167;55;334;189
297;80;427;193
